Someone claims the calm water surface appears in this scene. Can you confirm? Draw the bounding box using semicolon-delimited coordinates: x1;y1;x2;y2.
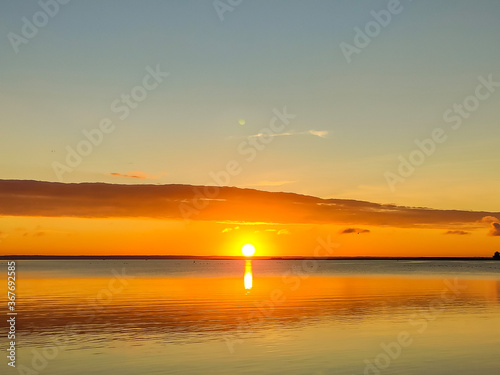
2;260;500;374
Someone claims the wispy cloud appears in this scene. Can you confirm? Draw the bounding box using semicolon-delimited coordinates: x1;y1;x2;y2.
110;171;165;180
444;230;470;235
222;226;240;233
277;229;290;235
254;228;291;235
23;231;46;237
308;130;328;138
249;130;328;139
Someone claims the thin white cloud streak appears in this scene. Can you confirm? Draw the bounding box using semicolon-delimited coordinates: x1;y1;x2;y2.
249;130;329;139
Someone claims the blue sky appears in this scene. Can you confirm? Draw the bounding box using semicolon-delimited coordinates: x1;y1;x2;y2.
1;0;499;211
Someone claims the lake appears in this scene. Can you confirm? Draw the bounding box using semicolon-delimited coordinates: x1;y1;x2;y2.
2;260;500;374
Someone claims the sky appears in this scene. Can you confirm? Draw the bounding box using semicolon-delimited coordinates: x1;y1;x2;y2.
1;1;500;256
0;180;499;256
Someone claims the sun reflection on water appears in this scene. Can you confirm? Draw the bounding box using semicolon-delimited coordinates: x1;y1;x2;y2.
244;260;253;290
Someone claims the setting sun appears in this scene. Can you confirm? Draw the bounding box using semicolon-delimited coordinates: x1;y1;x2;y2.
242;244;256;257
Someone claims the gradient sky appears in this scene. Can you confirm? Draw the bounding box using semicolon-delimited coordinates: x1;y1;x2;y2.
2;0;500;211
1;1;500;256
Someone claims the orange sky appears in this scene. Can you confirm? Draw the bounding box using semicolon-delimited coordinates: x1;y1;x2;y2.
0;180;500;257
0;180;499;257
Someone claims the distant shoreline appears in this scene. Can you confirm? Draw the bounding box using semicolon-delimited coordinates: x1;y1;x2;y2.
0;255;497;261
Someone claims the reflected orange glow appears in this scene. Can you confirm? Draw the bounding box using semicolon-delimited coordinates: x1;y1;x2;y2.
15;273;500;339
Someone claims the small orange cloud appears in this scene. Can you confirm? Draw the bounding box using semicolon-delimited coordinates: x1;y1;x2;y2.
481;216;499;224
341;228;370;234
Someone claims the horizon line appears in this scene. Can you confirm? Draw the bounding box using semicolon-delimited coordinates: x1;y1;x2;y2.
1;255;497;261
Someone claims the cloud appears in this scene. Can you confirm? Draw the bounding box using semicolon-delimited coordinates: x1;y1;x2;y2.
217;221;281;226
341;228;370;234
444;230;470;235
1;180;499;229
254;229;276;234
110;171;165;180
488;222;500;236
308;130;328;138
22;230;46;237
254;228;290;235
481;216;499;224
249;130;328;139
222;226;239;233
480;217;500;236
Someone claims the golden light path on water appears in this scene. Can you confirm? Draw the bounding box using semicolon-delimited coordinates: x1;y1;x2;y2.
244;260;253;290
